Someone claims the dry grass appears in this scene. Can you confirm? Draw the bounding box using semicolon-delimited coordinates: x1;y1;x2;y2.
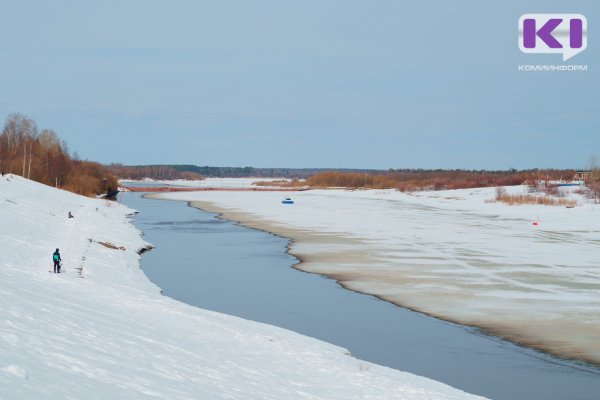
97;241;126;251
253;179;295;187
494;193;577;207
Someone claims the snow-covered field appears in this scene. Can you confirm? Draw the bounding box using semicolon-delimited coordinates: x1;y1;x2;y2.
120;177;288;189
0;175;485;400
156;185;600;366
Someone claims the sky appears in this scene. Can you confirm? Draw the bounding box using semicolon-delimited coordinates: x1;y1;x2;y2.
0;1;598;169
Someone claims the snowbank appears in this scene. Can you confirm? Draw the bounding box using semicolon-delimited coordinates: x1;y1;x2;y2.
155;185;600;366
0;175;484;400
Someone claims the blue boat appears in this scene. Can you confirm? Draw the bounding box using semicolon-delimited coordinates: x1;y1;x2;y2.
281;197;294;204
557;183;583;187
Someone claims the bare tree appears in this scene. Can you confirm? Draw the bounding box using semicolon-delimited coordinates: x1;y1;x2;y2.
38;129;61;179
588;155;599;181
2;113;37;176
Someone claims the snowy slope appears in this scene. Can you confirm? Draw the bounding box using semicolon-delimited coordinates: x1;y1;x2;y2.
156;185;600;366
0;175;485;400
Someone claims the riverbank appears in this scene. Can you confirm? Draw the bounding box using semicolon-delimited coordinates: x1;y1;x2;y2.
150;186;600;367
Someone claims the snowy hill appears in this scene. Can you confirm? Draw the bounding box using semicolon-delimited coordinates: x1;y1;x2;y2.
0;175;485;399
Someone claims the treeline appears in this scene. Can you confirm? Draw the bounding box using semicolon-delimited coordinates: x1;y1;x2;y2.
179;166;366;178
123;164;384;179
0;113;118;196
296;169;577;191
114;164;582;192
107;164;203;180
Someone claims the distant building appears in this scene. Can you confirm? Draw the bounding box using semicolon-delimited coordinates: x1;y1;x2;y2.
574;170;591;181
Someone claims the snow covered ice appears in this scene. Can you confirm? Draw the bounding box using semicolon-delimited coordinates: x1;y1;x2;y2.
157;184;600;366
0;175;485;399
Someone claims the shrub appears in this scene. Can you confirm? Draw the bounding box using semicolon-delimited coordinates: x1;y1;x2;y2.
264;169;576;192
494;193;576;207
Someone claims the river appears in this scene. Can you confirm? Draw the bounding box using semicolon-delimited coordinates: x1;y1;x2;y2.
120;192;600;400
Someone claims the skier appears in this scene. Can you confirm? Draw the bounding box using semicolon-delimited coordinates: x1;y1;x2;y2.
68;211;74;218
53;248;62;273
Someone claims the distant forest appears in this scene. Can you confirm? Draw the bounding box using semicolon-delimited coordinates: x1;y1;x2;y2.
109;164;384;179
107;164;203;180
0;113;118;196
109;164;587;192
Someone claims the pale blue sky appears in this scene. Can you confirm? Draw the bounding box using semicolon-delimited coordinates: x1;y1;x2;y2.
1;1;598;169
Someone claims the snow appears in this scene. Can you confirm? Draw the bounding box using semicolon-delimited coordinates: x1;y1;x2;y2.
120;177;289;189
0;175;485;400
156;184;600;366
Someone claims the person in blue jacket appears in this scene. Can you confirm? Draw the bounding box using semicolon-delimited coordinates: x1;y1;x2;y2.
53;249;62;273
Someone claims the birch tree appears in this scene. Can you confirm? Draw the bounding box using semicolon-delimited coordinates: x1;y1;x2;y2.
2;113;37;176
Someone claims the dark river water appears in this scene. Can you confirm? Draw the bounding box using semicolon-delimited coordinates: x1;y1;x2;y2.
120;192;600;400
